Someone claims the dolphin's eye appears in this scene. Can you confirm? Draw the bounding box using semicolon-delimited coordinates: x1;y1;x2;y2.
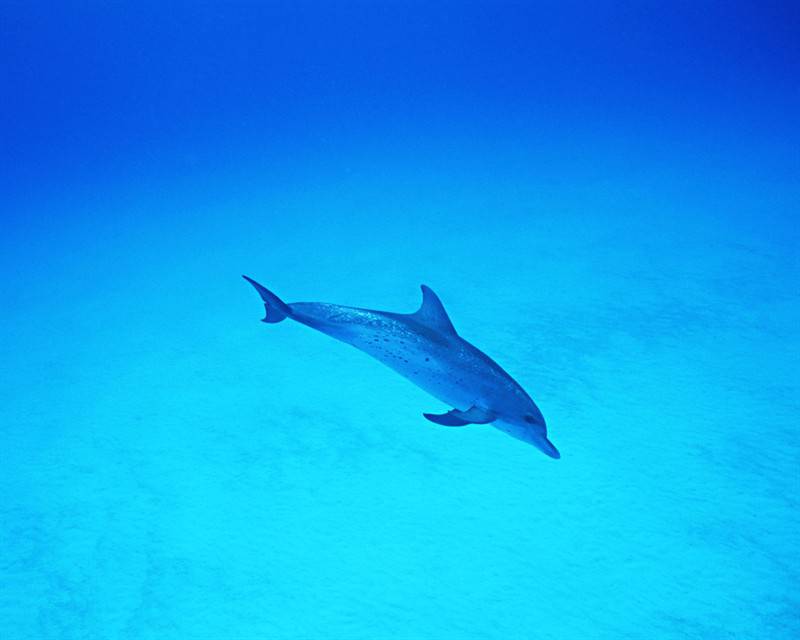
524;415;536;424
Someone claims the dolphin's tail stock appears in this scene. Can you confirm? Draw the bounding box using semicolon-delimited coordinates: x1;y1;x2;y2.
242;275;292;323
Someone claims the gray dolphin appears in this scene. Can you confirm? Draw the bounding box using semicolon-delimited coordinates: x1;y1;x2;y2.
243;276;560;458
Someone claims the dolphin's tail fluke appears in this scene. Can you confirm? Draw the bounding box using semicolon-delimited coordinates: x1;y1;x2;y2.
242;275;292;323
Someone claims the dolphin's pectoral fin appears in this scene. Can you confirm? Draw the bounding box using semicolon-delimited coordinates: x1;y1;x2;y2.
423;406;496;427
423;412;471;426
456;406;496;424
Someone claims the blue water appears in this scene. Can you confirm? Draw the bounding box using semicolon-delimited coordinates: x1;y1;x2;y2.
2;3;798;639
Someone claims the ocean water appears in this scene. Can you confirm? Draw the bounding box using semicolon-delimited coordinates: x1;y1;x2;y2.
1;3;798;639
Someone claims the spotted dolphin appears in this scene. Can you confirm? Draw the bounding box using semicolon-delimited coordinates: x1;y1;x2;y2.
243;276;560;458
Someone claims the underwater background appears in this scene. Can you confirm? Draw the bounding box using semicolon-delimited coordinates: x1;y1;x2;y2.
1;3;798;639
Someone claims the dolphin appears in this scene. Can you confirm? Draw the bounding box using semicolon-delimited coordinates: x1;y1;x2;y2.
243;276;560;458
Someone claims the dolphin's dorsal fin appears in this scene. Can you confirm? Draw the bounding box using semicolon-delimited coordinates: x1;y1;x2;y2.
411;285;456;335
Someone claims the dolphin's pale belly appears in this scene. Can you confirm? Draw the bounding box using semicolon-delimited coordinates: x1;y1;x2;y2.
290;303;505;411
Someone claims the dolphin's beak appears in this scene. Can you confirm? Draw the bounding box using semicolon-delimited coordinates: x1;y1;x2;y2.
493;419;562;458
538;437;561;459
